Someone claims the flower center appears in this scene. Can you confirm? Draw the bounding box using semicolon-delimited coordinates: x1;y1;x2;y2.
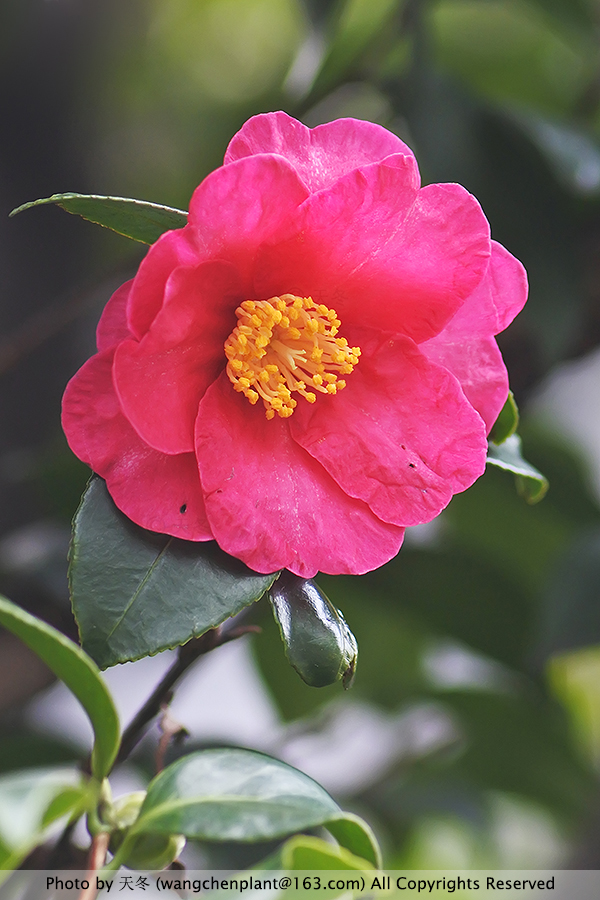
224;294;361;419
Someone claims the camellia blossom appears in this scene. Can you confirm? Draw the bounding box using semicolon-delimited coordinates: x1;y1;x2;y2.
62;112;527;578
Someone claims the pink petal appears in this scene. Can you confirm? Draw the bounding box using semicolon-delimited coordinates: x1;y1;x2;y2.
96;280;134;351
420;241;527;432
113;260;241;456
62;349;212;540
127;227;200;340
194;372;404;577
225;111;416;193
421;333;508;434
188;154;309;292
290;328;488;527
256;172;490;344
440;240;528;337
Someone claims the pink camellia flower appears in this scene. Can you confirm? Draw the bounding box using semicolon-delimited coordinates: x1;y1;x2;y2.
62;112;527;578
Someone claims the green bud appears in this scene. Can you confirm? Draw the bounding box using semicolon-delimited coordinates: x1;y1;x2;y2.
118;832;186;870
109;792;185;869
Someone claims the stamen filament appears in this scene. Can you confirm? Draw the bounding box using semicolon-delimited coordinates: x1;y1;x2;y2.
224;294;360;419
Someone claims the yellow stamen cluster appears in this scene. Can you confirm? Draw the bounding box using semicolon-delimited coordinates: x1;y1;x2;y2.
224;294;361;419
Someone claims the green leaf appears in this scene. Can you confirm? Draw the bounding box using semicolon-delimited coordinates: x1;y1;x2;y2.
324;813;381;868
0;595;119;779
132;748;341;843
282;835;373;871
9;193;187;244
489;391;519;445
0;767;84;878
487;434;549;503
254;574;425;720
41;786;88;828
69;478;278;669
0;837;11;870
278;835;374;873
268;573;358;688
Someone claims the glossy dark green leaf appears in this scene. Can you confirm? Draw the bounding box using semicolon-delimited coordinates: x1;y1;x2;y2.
324;813;381;868
0;595;119;779
133;749;341;843
489;391;519;445
9;193;187;244
254;574;425;720
268;573;358;688
487;434;549;503
69;478;278;669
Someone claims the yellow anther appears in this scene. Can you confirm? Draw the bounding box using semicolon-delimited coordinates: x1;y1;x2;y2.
224;294;361;419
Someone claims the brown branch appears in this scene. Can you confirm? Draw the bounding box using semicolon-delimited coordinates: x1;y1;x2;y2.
78;832;110;900
114;624;260;768
155;706;190;774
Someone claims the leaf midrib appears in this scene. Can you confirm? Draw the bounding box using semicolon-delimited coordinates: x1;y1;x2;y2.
137;793;337;830
105;538;173;641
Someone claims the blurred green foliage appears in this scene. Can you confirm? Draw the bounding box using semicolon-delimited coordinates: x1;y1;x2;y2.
4;0;600;871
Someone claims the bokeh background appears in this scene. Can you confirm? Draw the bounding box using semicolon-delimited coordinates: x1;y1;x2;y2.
3;0;600;870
